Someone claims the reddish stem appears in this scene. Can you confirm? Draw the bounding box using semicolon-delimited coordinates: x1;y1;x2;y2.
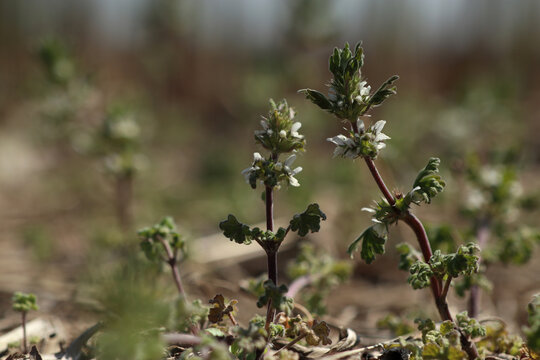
360;156;479;359
158;236;188;301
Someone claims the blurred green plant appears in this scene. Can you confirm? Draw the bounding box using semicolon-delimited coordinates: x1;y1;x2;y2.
12;292;39;354
286;243;351;315
455;152;540;317
138;217;188;300
524;294;540;354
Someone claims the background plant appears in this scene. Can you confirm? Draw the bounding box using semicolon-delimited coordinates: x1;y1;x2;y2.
12;292;39;354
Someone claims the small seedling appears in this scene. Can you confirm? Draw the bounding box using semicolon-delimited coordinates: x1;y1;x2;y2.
138;217;187;299
12;292;39;354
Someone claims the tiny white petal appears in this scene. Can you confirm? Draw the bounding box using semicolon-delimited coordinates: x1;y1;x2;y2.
361;207;376;213
253;152;264;162
375;133;391;142
291;122;302;133
274;162;283;171
372;120;386;134
267;129;273;135
284;154;297;167
260;120;269;130
357;118;365;132
292;166;303;175
279;130;287;138
289;176;300;187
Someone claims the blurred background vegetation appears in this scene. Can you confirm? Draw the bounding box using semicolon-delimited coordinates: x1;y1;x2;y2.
0;0;539;337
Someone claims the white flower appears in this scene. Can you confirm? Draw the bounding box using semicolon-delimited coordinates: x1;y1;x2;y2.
279;130;287;138
290;122;303;139
284;154;297;168
371;120;386;134
467;189;486;209
369;120;390;150
480;167;502;187
253;152;264;162
356;118;365;133
327;134;358;158
288;176;300;187
359;81;371;96
288;166;302;187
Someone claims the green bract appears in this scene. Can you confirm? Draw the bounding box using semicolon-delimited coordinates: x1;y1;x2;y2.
300;43;398;122
407;158;446;205
12;292;39;313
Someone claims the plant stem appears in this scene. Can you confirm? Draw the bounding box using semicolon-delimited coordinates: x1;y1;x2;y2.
22;311;27;353
360;157;480;360
275;333;307;354
286;275;312;299
264;184;278;332
158;236;188;301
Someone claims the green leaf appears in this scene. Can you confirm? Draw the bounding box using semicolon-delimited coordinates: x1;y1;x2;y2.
408;261;433;289
289;203;327;237
410;158;446;204
348;223;387;263
444;243;480;278
256;280;294;315
456;311;486;339
219;215;252;245
368;75;399;107
298;89;332;111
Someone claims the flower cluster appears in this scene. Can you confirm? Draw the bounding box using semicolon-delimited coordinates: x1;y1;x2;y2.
254;99;305;154
327;119;390;159
242;152;302;189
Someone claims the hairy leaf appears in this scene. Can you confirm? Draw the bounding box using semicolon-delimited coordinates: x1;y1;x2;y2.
408;261;433;289
219;214;253;245
289;203;327;236
348;223;387;263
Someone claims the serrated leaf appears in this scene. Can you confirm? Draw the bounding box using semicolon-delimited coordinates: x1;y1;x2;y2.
408;261;433;289
348;223;387;263
219;215;252;245
289;203;327;237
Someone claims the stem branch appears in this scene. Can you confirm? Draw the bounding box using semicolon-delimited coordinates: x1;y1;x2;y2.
158;236;188;301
